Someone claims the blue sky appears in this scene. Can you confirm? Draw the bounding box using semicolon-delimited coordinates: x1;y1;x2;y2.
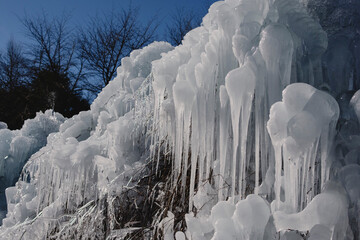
0;0;216;51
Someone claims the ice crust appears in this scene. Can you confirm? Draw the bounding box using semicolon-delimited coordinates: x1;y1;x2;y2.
0;0;359;239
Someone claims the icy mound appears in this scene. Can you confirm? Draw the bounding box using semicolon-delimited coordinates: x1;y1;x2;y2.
0;110;64;222
0;0;359;239
0;42;173;238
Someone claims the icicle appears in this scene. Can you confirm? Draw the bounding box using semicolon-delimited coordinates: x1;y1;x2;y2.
259;23;293;106
188;99;199;211
225;63;256;199
172;80;196;183
218;86;230;201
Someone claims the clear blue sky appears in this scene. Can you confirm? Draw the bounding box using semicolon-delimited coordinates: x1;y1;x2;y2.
0;0;216;51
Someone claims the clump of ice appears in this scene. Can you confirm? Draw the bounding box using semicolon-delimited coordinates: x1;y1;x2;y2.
232;195;270;240
273;182;350;239
267;83;339;212
0;110;64;223
159;211;175;240
186;194;270;240
185;213;213;240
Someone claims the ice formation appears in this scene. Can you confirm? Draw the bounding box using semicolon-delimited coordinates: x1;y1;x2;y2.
267;83;339;212
273;182;349;239
0;0;359;239
0;110;64;222
0;42;174;238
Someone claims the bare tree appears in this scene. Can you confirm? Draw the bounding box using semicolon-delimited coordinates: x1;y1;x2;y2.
0;39;31;129
0;39;28;90
165;7;201;46
22;12;84;92
78;7;158;95
19;12;89;120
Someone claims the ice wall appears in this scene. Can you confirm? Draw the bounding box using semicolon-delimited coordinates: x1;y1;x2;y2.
150;0;355;238
0;42;173;238
151;0;330;209
0;0;358;239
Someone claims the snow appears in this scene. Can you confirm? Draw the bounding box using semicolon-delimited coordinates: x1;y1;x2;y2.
0;0;359;239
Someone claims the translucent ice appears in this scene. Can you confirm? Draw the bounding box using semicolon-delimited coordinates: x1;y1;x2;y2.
273;182;349;239
308;224;332;240
232;195;270;240
225;63;256;198
268;83;339;212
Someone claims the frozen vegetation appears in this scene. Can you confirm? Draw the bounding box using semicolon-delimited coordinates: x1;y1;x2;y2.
0;0;359;239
